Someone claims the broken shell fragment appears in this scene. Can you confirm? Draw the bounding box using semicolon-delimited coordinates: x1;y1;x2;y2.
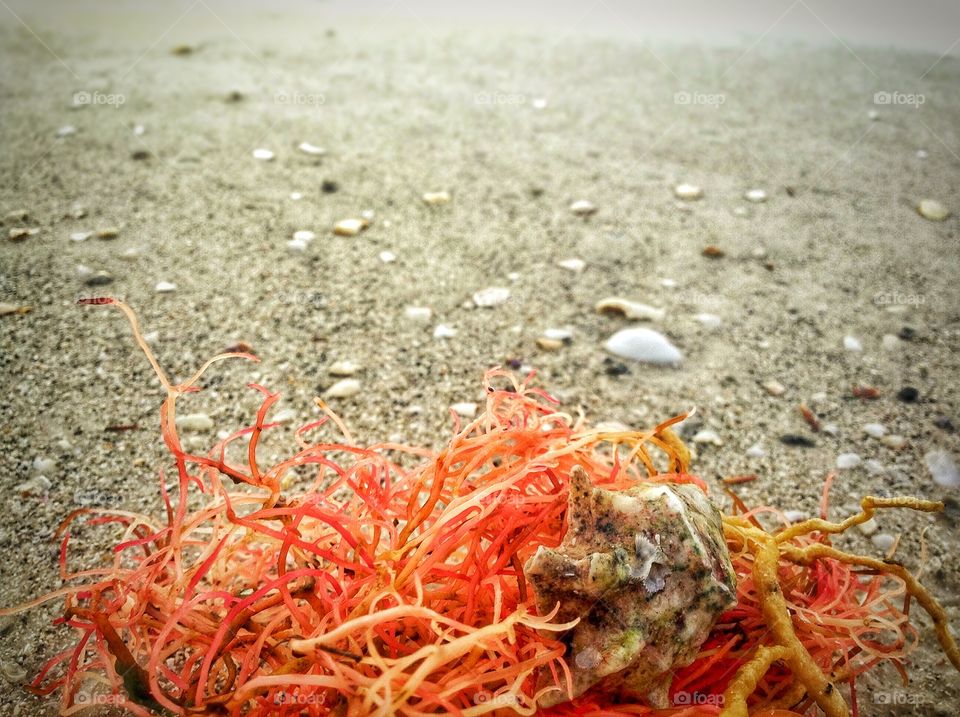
422;191;451;205
524;466;736;707
332;218;370;237
595;297;665;322
673;183;703;200
604;327;683;365
569;200;597;216
917;199;950;222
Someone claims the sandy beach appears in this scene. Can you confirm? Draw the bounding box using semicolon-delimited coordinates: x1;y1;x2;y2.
1;2;959;714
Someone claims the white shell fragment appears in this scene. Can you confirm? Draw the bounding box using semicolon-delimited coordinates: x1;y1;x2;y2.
379;251;397;263
744;188;768;203
558;258;586;272
70;231;92;242
763;380;786;397
252;148;275;161
595;298;665;322
404;306;432;322
836;453;862;470
693;429;723;446
297;142;326;156
333;218;370;237
926;450;960;488
325;379;361;398
177;413;215;432
155;281;177;293
863;423;886;438
673;183;703;200
843;335;863;352
604;327;683;365
328;360;359;377
569;200;597;216
422;191;451;205
917;199;950;222
433;324;457;339
451;402;478;418
293;230;316;242
472;287;511;308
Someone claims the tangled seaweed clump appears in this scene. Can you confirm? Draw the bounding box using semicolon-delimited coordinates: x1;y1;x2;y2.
1;297;957;716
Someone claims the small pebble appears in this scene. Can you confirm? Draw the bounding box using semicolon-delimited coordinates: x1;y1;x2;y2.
660;278;677;288
252;148;275;161
694;313;722;329
96;227;119;240
569;199;597;216
70;231;92;242
293;230;316;242
557;258;586;272
780;434;815;447
57;124;77;137
917;199;950;222
595;297;665;321
155;281;176;293
897;386;919;402
328;361;359;376
379;251;397;263
822;424;840;436
171;43;194;55
836;453;862;469
543;328;573;341
422;191;451;205
763;380;786;397
744;188;767;203
325;379;361;398
404;306;432;322
933;416;955;432
333;218;369;236
871;533;896;552
843;335;862;352
673;183;703;200
536;337;564;351
131;149;151;160
881;434;907;450
297;142;325;156
433;324;457;339
451;402;478;418
746;443;766;458
693;429;722;446
473;287;511;308
287;239;308;252
783;510;807;524
85;271;114;287
701;245;725;258
177;413;214;432
867;109;879;121
863;423;886;438
926;450;959;487
322;180;339;193
8;227;38;241
133;124;145;136
604;327;683;365
290;192;303;200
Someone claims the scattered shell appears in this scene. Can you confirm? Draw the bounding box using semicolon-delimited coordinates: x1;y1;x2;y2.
379;251;397;263
871;533;896;552
843;335;862;352
328;360;359;377
297;142;326;156
252;148;275;161
917;199;950;222
881;435;907;450
293;230;316;242
746;443;766;458
333;218;369;237
558;258;586;272
744;188;767;203
763;380;786;397
451;402;478;418
433;324;457;339
177;413;214;432
604;327;683;365
836;453;862;470
925;450;959;488
863;423;886;438
569;200;597;216
70;231;92;242
693;429;722;446
473;287;511;308
422;191;451;205
155;281;177;293
694;313;722;329
325;379;361;398
595;298;664;322
96;227;119;240
404;306;432;322
0;303;31;316
673;183;703;200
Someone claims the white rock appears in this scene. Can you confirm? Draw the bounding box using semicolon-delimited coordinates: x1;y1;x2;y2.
422;191;451;205
746;443;766;458
404;306;432;322
32;457;56;475
361;209;375;221
744;188;767;203
595;297;665;321
57;124;77;137
155;281;177;293
863;423;886;438
290;192;303;200
673;183;703;200
177;413;215;432
297;142;326;156
433;324;457;339
881;435;907;450
783;510;807;524
328;360;359;376
660;278;677;288
379;251;397;263
836;453;862;470
333;218;369;236
287;239;308;252
604;327;683;365
843;335;863;352
763;380;786;397
293;230;316;242
917;199;950;222
925;449;960;488
695;313;722;329
70;231;92;242
473;287;511;308
451;402;478;418
133;124;145;136
558;258;586;272
693;429;722;446
871;533;896;552
570;199;597;216
325;379;361;398
881;334;900;351
252;148;275;161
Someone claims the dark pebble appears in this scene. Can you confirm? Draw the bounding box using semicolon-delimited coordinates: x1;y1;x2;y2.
131;149;151;160
85;272;114;286
897;386;919;402
322;181;339;193
226;90;244;102
780;434;816;447
898;326;916;341
604;362;630;377
934;416;955;432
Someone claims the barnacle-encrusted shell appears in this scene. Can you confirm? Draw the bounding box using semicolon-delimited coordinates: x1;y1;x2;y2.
524;466;736;707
